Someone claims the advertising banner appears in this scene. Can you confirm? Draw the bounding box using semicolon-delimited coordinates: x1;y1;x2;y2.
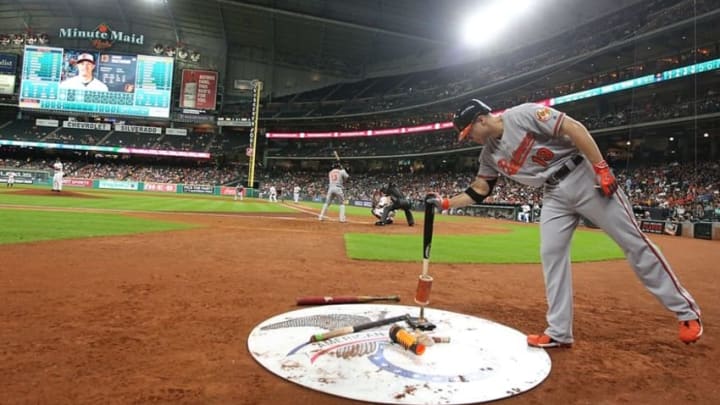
165;127;188;136
639;219;682;236
98;179;139;190
220;186;237;196
63;178;93;187
36;119;60;127
63;121;112;131
0;171;33;184
0;53;17;74
114;124;162;134
0;74;15;94
179;69;218;110
183;184;214;194
144;182;177;193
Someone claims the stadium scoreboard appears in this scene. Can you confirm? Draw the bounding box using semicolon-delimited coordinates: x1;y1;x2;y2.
19;45;174;118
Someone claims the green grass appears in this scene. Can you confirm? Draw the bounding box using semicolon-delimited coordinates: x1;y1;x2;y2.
345;224;625;264
0;210;196;244
1;187;625;263
0;186;294;213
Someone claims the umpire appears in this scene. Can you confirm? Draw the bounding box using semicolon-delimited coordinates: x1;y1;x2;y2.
376;183;415;226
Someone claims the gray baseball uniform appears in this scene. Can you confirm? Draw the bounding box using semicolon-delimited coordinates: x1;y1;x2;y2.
477;103;700;344
318;168;349;222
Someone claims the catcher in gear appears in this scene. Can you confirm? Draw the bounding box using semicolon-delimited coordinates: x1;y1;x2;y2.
376;183;414;226
371;189;396;224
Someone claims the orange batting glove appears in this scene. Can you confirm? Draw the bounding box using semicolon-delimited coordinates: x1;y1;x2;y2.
593;160;618;197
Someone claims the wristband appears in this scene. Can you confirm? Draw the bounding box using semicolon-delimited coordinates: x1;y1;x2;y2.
441;197;450;211
592;159;609;173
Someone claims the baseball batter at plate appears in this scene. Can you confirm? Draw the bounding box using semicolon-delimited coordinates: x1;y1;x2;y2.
318;162;349;222
51;158;63;192
427;99;702;347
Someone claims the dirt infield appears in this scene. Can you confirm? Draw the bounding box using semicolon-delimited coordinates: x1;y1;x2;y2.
10;189;106;199
0;208;717;404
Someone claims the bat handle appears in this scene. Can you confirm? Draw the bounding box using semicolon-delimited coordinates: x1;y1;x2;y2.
310;326;353;343
421;258;430;277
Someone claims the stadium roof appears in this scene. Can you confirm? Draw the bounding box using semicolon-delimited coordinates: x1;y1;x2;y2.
0;0;645;82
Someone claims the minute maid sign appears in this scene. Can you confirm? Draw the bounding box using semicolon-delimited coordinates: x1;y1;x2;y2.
59;23;144;49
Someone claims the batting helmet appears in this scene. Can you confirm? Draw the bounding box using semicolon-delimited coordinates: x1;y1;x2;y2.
453;99;492;141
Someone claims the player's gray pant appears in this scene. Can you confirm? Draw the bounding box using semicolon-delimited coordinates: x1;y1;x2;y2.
319;187;346;222
540;163;701;343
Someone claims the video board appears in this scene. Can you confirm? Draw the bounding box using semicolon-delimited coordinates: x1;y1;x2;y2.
0;53;17;94
19;45;174;118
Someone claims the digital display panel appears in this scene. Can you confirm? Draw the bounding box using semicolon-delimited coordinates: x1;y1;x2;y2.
0;53;17;94
19;45;174;118
180;69;218;110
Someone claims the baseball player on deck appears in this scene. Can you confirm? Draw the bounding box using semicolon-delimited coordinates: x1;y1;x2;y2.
51;158;63;192
318;162;349;222
427;99;702;347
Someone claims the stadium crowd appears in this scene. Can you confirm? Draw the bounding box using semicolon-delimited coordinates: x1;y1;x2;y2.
0;157;238;185
257;160;719;221
267;92;720;159
1;155;718;221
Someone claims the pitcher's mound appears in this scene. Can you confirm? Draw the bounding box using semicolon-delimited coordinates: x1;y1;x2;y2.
10;189;104;199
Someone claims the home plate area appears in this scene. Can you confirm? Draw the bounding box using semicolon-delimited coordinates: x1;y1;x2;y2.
248;304;551;404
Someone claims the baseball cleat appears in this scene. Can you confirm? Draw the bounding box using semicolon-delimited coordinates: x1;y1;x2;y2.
678;319;703;344
527;334;572;348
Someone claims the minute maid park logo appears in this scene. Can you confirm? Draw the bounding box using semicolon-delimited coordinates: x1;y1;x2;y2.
58;23;144;49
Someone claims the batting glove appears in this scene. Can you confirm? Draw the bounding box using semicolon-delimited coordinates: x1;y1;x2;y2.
425;193;450;212
593;160;618;197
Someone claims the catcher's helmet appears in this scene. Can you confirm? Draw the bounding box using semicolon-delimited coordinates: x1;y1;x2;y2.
453;99;492;141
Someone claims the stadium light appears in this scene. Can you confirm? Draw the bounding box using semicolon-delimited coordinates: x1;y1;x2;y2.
460;0;533;48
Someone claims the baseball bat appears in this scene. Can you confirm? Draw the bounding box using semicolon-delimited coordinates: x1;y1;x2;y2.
422;195;436;272
309;314;409;343
296;295;400;306
332;150;345;170
415;194;437;318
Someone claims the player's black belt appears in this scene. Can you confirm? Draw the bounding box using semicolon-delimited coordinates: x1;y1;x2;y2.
546;155;584;185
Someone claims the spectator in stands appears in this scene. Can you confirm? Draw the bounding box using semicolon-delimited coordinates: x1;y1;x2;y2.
59;53;109;92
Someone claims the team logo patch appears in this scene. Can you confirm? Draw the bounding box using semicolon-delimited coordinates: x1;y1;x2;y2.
535;107;552;122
